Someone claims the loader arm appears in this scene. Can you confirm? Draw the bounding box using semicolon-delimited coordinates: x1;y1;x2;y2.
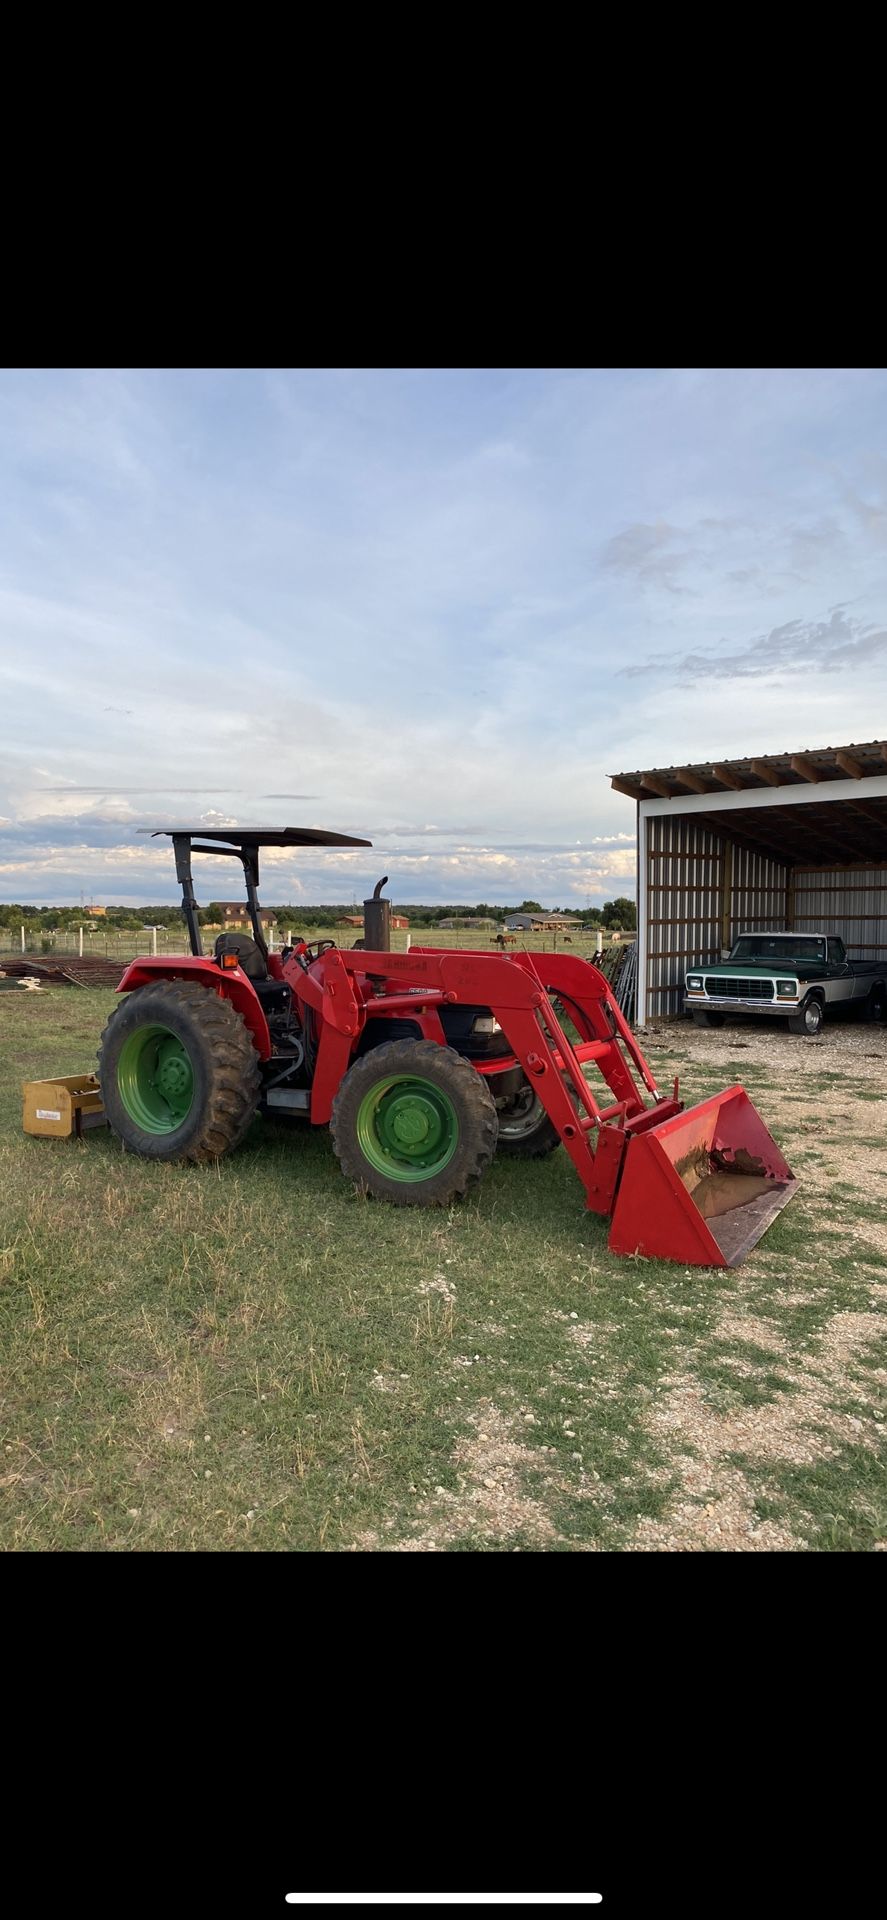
305;946;683;1216
302;947;797;1268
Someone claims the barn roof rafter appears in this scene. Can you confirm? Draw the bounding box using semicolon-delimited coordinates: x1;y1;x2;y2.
611;741;887;803
613;741;887;867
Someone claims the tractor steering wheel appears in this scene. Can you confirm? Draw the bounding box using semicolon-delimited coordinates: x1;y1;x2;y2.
303;939;337;960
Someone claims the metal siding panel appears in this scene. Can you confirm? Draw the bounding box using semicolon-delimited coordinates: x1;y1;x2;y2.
645;814;723;1018
731;846;789;944
792;865;887;958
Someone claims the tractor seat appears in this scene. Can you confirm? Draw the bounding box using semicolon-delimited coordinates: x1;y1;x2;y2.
214;932;267;981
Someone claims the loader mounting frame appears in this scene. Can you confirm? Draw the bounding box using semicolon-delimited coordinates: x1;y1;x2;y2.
299;947;797;1267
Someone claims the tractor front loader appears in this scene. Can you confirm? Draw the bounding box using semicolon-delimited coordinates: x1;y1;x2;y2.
93;827;797;1268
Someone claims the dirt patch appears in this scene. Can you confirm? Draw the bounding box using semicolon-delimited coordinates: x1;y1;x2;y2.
715;1312;788;1355
418;1272;457;1302
370;1369;399;1394
632;1461;801;1553
649;1017;885;1215
629;1307;885;1551
550;1308;621;1352
358;1401;560;1551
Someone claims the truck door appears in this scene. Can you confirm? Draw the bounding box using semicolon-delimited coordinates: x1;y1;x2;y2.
827;937;855;1002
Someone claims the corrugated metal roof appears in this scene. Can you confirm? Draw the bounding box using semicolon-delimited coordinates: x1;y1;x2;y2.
613;741;887;866
611;740;887;800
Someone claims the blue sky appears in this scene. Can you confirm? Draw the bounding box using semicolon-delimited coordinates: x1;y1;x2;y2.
2;366;886;908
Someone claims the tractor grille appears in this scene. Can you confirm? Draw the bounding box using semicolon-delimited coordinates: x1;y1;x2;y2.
706;976;773;1001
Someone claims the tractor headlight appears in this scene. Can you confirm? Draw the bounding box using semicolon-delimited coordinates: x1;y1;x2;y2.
776;979;798;998
471;1015;502;1033
686;976;704;992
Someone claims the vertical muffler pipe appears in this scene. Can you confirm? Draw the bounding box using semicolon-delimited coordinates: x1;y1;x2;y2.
364;876;391;950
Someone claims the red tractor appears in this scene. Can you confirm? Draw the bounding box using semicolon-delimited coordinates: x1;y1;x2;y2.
96;827;797;1267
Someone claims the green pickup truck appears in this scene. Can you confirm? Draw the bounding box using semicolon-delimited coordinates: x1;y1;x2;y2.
684;932;887;1036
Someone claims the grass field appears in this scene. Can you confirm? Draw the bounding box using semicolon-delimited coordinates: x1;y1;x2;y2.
7;923;621;965
2;987;885;1551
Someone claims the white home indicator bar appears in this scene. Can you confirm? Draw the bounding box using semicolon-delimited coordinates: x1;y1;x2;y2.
285;1899;603;1907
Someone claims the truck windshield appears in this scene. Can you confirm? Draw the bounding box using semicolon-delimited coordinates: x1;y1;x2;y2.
729;937;824;963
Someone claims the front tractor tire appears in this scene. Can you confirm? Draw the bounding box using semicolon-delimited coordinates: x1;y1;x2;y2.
98;980;261;1162
330;1038;498;1207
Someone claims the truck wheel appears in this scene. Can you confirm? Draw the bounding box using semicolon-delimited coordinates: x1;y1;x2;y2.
330;1038;498;1206
691;1010;725;1028
788;995;824;1036
867;985;886;1024
497;1082;561;1158
98;980;261;1162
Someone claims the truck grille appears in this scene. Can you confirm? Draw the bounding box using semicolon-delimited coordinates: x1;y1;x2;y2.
705;976;773;1001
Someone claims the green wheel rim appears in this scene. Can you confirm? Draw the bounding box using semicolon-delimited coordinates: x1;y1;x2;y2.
355;1073;459;1182
117;1024;195;1133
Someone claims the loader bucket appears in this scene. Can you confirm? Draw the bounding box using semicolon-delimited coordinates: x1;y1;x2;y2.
607;1085;797;1268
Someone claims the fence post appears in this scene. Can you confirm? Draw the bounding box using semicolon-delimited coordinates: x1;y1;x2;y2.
21;924;25;953
596;930;603;959
152;926;157;956
79;925;83;957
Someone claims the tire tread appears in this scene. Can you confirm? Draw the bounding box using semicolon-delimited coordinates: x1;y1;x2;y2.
330;1038;498;1206
98;980;261;1162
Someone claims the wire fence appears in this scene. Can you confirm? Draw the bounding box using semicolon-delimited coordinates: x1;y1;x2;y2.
3;923;636;964
1;924;638;1017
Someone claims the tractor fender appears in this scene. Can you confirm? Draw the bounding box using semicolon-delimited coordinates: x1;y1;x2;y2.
116;957;273;1060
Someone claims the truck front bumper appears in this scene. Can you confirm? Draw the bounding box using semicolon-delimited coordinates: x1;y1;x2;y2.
684;996;796;1017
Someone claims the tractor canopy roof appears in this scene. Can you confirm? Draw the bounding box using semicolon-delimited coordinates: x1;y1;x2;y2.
142;827;372;848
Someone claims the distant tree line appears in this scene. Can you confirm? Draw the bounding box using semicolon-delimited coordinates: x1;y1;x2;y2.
0;894;637;933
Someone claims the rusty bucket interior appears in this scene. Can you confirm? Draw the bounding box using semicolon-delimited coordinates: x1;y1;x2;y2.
607;1085;798;1268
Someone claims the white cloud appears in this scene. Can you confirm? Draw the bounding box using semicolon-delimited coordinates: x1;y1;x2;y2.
2;367;887;904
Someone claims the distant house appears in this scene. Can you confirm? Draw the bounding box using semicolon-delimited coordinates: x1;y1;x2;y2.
505;912;580;933
217;902;276;929
84;904;106;917
337;911;408;930
335;910;408;933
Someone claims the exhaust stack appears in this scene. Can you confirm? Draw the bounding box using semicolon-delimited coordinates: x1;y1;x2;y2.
363;876;391;950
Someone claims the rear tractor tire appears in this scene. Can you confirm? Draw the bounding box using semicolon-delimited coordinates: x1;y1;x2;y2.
330;1038;498;1206
98;980;262;1162
788;995;824;1037
496;1081;561;1158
